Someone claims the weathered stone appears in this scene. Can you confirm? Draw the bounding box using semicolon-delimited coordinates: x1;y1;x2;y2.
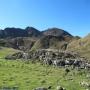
80;81;90;87
5;49;89;69
56;86;65;90
5;55;16;60
34;87;47;90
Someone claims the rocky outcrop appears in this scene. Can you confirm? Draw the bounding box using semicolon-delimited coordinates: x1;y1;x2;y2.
56;86;66;90
5;49;89;69
33;87;48;90
5;52;23;60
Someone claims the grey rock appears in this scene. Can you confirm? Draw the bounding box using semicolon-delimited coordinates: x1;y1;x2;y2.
5;49;89;69
56;86;65;90
34;87;48;90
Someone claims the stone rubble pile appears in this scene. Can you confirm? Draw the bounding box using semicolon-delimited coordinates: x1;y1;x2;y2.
5;49;90;69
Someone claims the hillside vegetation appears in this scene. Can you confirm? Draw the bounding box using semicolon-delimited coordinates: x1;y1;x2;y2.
67;35;90;59
0;47;20;58
31;35;69;50
0;48;90;90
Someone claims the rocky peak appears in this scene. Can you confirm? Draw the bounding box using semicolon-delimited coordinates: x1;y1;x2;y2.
25;27;42;37
42;27;73;37
3;27;27;38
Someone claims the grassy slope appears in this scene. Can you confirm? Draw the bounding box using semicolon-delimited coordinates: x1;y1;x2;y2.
0;47;90;90
67;35;90;59
0;47;20;58
31;38;67;51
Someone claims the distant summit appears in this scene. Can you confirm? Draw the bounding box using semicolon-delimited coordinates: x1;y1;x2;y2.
0;27;41;38
0;27;73;39
25;27;41;37
42;27;72;37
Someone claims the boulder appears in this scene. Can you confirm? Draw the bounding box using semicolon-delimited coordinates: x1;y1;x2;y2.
5;52;23;60
56;86;66;90
5;49;89;69
80;81;90;87
34;87;48;90
5;55;16;60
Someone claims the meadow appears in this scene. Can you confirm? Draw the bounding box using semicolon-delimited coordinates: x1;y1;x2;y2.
0;47;90;90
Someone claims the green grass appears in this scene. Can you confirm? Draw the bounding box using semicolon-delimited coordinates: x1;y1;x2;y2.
0;47;20;58
0;47;90;90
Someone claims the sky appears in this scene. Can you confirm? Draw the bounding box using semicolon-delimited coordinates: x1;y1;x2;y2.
0;0;90;37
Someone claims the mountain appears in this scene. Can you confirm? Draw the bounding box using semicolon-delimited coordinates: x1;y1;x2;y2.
0;27;73;51
0;26;90;59
25;27;42;37
67;34;90;59
0;27;41;38
0;27;73;39
0;28;27;38
42;28;73;37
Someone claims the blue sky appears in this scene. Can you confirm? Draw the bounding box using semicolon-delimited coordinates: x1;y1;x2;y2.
0;0;90;37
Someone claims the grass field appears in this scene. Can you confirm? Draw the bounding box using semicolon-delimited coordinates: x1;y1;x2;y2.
0;47;90;90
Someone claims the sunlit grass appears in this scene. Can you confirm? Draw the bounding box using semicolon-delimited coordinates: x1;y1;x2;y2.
0;47;89;90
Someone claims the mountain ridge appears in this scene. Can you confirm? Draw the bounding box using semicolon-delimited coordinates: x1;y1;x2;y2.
0;26;73;51
0;27;73;38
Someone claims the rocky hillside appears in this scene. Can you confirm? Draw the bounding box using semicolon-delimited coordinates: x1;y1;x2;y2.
42;28;72;37
31;28;73;50
31;35;70;50
1;26;90;60
0;37;36;51
0;27;41;38
0;27;73;51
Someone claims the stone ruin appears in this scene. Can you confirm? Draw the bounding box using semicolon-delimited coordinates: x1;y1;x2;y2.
5;49;90;69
